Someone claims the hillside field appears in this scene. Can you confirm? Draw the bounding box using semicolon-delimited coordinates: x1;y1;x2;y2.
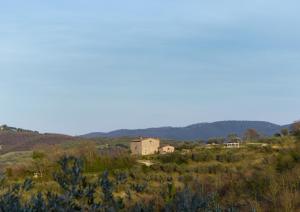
1;134;300;211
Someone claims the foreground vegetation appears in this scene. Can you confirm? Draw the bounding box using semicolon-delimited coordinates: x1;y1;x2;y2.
1;126;300;211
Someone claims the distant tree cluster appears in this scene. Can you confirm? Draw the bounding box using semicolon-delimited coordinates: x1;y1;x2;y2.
243;129;260;141
291;121;300;137
207;137;225;144
0;124;38;134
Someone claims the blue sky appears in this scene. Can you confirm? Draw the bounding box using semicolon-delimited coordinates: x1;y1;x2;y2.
1;1;300;135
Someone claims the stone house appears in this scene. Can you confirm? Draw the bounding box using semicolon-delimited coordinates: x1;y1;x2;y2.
159;145;175;154
130;138;160;155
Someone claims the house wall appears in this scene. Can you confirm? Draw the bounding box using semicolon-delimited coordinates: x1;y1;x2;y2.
141;138;160;155
130;141;142;155
130;138;160;155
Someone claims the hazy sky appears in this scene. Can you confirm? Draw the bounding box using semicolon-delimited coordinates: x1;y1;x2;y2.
1;1;300;135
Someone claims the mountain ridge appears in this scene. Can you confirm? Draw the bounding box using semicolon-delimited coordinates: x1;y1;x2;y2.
81;120;290;140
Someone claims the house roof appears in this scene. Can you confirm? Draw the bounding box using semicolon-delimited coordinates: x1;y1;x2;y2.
131;137;159;142
160;145;174;148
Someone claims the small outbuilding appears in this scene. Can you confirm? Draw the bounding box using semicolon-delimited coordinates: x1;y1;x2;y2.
159;145;175;154
225;142;240;148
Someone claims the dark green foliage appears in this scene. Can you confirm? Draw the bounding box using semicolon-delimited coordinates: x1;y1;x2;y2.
164;187;221;212
114;171;128;185
227;134;240;143
207;137;225;144
131;182;148;193
160;181;176;202
160;163;178;173
0;172;6;187
25;192;47;211
53;156;86;198
244;171;271;200
158;152;189;165
130;200;155;212
0;156;121;211
175;142;197;150
281;128;289;136
32;151;45;160
291;121;300;137
178;174;194;185
100;171;113;203
129;186;226;212
276;150;300;172
216;151;242;163
0;156;240;211
83;154;135;173
191;150;214;162
0;178;33;212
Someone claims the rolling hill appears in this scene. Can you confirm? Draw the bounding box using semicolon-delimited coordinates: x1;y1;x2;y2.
81;121;291;140
0;131;80;154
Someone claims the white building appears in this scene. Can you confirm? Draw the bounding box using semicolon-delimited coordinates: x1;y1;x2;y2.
159;145;175;154
225;143;240;148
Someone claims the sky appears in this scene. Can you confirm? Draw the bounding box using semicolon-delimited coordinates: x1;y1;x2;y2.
0;1;300;135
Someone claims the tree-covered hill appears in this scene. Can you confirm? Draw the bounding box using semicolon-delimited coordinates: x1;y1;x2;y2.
82;120;290;140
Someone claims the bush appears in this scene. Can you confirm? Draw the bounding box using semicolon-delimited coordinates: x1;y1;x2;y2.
207;163;225;174
131;182;148;193
160;163;177;173
191;150;215;162
83;154;135;173
216;151;242;163
32;151;45;160
245;170;271;200
158;152;189;165
277;154;296;172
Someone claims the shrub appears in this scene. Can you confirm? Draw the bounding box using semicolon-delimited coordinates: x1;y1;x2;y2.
158;152;189;165
131;182;148;193
275;146;300;173
114;170;128;185
245;171;271;200
160;163;177;173
32;151;45;160
83;153;135;173
216;151;242;163
191;150;215;162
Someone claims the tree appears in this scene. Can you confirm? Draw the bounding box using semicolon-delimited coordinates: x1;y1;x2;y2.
32;151;47;178
281;128;289;136
207;137;225;145
227;134;240;143
244;129;260;141
291;121;300;137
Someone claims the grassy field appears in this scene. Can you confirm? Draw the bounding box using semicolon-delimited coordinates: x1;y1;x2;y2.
0;151;33;166
1;135;300;211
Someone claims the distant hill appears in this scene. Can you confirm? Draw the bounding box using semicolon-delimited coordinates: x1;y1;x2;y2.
0;129;79;154
81;121;291;141
0;124;39;134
